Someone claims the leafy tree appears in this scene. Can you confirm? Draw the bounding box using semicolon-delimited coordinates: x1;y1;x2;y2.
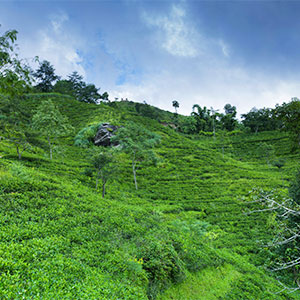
0;26;32;96
67;71;101;103
178;116;197;134
55;71;103;104
88;148;117;198
275;98;300;148
33;60;60;92
0;27;33;159
191;105;212;132
0;107;31;160
80;83;101;104
53;79;74;97
172;100;179;113
220;103;237;131
246;171;300;292
101;92;109;101
242;107;279;133
112;122;160;190
32;99;73;159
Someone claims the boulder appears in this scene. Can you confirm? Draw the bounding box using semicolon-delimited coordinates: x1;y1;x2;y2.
94;123;118;146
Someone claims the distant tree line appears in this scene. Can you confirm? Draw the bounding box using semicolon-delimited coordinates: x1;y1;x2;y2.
33;60;109;103
1;26;300;164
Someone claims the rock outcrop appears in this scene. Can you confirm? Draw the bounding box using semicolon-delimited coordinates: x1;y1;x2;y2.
94;123;118;146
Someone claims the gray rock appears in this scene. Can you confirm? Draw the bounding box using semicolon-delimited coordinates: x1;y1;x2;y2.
94;123;118;147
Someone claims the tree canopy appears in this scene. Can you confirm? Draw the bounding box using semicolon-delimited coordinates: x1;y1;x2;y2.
112;122;160;190
32;99;73;159
33;60;60;92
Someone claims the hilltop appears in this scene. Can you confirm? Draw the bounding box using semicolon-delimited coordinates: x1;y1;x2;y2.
0;93;300;299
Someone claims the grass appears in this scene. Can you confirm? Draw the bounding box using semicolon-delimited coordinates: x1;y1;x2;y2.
0;93;300;299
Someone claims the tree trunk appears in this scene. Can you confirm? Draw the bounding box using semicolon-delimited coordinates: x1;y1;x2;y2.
132;153;138;190
102;182;106;198
96;170;100;190
47;137;52;160
16;145;22;160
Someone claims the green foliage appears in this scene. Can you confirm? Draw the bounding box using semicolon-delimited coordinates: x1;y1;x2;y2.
177;116;197;134
88;147;118;197
172;100;179;113
33;60;60;93
256;142;275;165
191;104;213;132
273;158;285;169
112;122;160;190
242;107;279;133
74;123;101;147
289;169;300;205
220;103;238;131
0;26;32;96
276;98;300;149
32;99;73;159
0;87;300;299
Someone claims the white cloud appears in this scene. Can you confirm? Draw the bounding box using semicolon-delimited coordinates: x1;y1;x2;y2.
109;63;300;117
218;39;230;57
143;4;200;57
50;11;69;33
20;12;86;79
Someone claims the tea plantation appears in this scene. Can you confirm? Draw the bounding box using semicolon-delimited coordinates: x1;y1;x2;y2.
1;94;300;299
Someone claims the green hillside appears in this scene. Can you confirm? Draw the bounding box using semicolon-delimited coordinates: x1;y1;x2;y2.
1;94;300;299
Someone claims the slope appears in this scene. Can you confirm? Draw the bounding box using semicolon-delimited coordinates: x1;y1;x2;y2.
0;93;299;299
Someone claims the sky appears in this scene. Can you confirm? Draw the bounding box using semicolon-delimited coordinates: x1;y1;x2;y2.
1;0;300;116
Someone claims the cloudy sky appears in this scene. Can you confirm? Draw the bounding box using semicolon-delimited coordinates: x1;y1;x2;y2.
1;0;300;116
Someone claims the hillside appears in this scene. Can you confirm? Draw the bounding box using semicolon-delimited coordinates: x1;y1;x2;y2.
1;93;300;299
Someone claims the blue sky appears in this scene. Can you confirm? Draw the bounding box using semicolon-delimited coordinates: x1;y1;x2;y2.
1;0;300;115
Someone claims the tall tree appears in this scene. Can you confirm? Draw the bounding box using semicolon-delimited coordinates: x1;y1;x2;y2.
191;105;212;132
112;122;160;190
33;60;60;92
220;103;237;131
172;100;179;113
0;27;33;159
242;107;279;133
275;98;300;148
0;27;32;96
89;148;117;198
32;99;73;160
245;170;300;292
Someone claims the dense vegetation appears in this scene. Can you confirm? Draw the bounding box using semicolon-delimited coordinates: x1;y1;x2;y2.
1;27;300;299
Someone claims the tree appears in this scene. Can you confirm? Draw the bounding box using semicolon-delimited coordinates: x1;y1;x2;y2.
80;83;101;104
65;71;102;103
275;98;300;148
0;26;32;96
245;171;300;292
220;103;237;131
32;99;73;159
33;60;60;92
101;92;109;102
89;148;117;198
178;116;197;134
112;122;160;190
0;27;33;159
191;105;212;132
53;79;74;97
242;107;279;133
172;100;179;113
